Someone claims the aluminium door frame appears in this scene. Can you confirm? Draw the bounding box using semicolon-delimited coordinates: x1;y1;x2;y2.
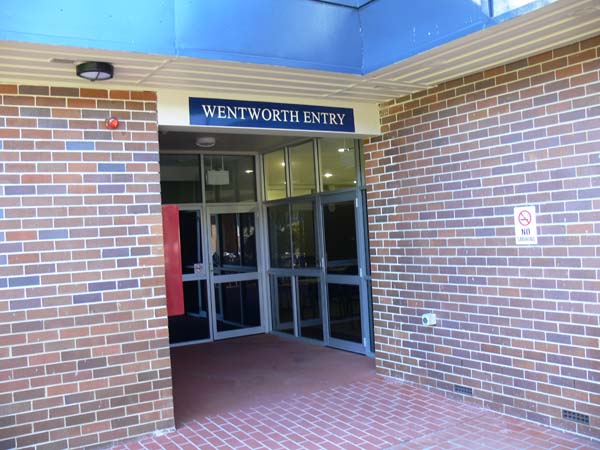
319;190;371;355
170;203;214;346
205;203;267;340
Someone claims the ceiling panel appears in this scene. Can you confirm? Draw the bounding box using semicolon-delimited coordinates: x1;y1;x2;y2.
159;130;305;152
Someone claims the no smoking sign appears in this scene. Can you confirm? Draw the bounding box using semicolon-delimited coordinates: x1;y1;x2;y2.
514;206;537;245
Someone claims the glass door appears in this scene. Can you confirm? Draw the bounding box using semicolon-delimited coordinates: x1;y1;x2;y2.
169;208;211;345
321;193;367;353
208;205;264;339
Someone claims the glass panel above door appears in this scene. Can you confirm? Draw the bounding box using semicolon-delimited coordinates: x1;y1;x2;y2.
289;141;316;197
160;154;201;204
323;200;358;275
204;155;256;203
264;149;287;201
319;138;357;191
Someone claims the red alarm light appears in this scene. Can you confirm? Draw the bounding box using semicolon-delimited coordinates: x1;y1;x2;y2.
105;116;119;129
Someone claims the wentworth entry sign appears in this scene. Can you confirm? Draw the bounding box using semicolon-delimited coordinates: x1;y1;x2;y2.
189;97;355;132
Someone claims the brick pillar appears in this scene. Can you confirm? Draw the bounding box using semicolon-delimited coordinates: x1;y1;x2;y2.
0;85;174;448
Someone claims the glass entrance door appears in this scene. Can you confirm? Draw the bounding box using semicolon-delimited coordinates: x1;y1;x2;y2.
208;206;264;339
169;208;211;345
321;194;366;353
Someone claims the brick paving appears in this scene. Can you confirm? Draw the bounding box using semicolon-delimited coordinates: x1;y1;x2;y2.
112;376;598;449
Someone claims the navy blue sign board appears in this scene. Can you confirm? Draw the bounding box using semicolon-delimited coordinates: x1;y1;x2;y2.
189;97;355;132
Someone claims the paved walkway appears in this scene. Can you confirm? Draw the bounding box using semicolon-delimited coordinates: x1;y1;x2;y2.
112;376;598;449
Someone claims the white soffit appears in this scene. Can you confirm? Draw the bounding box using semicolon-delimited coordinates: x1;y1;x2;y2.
0;0;597;104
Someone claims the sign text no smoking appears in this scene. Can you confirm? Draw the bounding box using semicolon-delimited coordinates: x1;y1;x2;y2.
514;206;537;245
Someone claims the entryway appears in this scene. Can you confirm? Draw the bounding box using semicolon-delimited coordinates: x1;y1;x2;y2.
170;334;374;425
167;204;265;344
160;130;373;355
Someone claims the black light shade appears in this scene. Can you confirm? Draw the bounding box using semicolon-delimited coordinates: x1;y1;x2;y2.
76;61;114;81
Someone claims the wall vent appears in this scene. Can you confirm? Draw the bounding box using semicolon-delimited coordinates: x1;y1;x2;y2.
49;58;77;64
562;410;590;425
454;385;473;396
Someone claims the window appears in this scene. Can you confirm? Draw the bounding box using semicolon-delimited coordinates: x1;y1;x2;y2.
263;138;361;201
268;204;291;268
291;201;317;268
323;200;358;275
493;0;537;15
319;138;357;191
160;154;201;204
289;141;316;197
271;276;294;335
484;0;555;16
298;277;322;341
264;149;286;200
204;155;256;203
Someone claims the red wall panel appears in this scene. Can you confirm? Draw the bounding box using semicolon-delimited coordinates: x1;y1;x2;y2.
162;205;184;316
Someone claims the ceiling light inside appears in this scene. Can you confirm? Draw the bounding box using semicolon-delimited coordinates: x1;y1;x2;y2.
195;136;216;148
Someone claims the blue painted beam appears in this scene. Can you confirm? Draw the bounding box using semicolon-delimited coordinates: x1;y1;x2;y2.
0;0;176;54
360;0;496;73
174;0;362;73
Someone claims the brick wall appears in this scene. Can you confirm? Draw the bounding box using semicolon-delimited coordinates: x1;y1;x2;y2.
365;36;600;440
0;85;174;448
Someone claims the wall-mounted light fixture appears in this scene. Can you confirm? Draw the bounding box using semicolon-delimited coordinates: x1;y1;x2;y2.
76;61;114;81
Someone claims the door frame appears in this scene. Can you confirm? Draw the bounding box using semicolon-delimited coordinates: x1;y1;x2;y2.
205;203;267;340
319;190;370;354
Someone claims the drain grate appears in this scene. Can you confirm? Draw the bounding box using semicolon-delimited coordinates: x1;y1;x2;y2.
454;384;473;396
562;410;590;425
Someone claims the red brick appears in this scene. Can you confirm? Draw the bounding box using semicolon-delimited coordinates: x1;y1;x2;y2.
80;88;108;98
131;91;157;101
366;38;600;443
0;82;169;450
